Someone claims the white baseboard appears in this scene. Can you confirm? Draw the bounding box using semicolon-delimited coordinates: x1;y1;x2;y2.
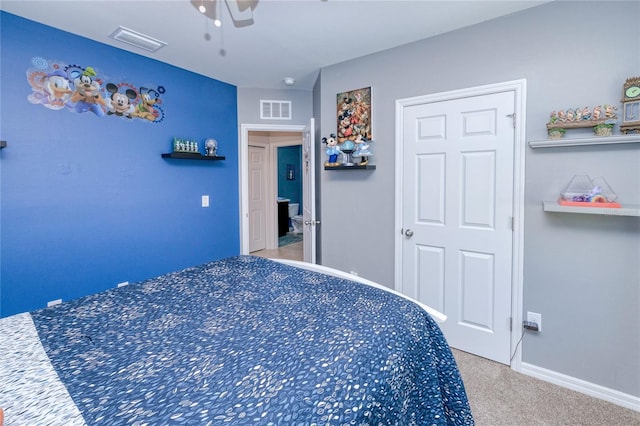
520;362;640;412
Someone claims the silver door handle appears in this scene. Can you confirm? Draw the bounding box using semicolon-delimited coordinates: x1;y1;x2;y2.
304;220;320;226
405;229;414;237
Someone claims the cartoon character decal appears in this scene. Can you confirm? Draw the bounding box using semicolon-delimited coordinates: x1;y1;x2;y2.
70;66;107;116
27;68;73;110
26;57;166;123
133;87;165;123
105;83;137;118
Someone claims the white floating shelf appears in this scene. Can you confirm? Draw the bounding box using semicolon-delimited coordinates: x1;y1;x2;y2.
543;201;640;217
529;134;640;148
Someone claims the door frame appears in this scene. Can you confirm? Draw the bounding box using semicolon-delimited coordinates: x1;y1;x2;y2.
239;123;306;254
393;79;527;371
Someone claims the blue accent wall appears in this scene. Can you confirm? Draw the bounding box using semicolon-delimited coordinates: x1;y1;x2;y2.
277;146;302;214
0;12;240;317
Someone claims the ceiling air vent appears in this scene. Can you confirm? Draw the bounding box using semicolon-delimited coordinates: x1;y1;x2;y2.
109;26;167;52
260;100;292;120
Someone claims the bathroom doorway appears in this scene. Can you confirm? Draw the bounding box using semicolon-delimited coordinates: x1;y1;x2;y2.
242;127;304;261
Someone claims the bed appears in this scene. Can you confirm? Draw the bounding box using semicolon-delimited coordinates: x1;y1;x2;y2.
0;255;473;425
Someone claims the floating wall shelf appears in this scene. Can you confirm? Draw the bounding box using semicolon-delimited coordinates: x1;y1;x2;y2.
543;201;640;217
324;164;376;171
528;134;640;148
162;153;225;161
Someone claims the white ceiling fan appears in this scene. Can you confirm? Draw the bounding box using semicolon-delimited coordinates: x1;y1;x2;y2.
191;0;257;28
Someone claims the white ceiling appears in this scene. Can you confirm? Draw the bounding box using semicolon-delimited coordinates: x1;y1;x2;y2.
1;0;551;90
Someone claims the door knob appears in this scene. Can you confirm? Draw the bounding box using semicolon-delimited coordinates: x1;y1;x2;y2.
304;220;311;225
404;229;414;237
304;220;321;226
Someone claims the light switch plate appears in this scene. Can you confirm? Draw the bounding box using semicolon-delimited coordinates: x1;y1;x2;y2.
202;195;209;207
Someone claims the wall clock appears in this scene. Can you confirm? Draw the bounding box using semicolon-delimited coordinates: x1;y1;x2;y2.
621;76;640;134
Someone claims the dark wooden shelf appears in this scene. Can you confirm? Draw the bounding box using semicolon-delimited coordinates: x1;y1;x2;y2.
0;140;6;149
325;164;376;170
162;152;225;160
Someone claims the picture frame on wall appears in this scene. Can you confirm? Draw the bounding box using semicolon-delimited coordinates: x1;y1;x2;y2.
336;87;372;143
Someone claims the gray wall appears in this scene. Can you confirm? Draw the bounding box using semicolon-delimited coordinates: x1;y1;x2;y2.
318;1;639;396
237;87;312;125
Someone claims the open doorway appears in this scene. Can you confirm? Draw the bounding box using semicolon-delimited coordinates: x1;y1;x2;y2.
239;121;317;263
248;133;303;261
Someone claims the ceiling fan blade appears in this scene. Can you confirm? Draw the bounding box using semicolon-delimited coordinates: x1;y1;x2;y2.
225;0;254;27
191;0;219;21
191;0;256;28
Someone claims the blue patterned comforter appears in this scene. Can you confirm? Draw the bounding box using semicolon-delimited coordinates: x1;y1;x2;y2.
2;256;473;425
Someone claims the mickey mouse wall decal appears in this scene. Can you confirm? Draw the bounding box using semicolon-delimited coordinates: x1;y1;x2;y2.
105;83;137;118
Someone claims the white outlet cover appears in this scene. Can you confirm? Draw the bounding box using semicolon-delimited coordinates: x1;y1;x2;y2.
202;195;210;207
527;311;542;332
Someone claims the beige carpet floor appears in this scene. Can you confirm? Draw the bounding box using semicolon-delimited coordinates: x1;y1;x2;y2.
452;349;640;425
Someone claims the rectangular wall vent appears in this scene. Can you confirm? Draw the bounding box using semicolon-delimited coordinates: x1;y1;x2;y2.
109;26;167;52
260;100;292;120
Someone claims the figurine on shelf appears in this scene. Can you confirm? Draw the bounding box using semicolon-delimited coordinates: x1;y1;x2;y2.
205;138;218;157
322;133;340;167
574;107;583;121
580;106;591;121
565;108;575;122
352;135;373;165
340;139;356;166
546;103;619;139
604;104;618;119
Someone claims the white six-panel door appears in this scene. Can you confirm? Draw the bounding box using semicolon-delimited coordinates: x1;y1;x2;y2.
248;145;267;253
401;91;515;364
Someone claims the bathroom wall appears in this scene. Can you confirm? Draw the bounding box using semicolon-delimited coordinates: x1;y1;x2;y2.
278;145;302;215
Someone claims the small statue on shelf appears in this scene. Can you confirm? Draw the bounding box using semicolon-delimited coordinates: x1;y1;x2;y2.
604;104;618;119
205;138;218;157
352;135;373;166
322;133;340;167
580;106;591;120
546;103;618;139
340;139;356;166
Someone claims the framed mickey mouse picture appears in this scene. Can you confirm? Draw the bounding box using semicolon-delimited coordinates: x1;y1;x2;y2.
336;87;372;143
621;76;640;134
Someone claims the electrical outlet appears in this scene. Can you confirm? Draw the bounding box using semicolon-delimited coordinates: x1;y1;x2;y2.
527;311;542;332
201;195;210;207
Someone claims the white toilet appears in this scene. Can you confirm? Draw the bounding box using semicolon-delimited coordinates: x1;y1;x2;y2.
288;203;303;234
